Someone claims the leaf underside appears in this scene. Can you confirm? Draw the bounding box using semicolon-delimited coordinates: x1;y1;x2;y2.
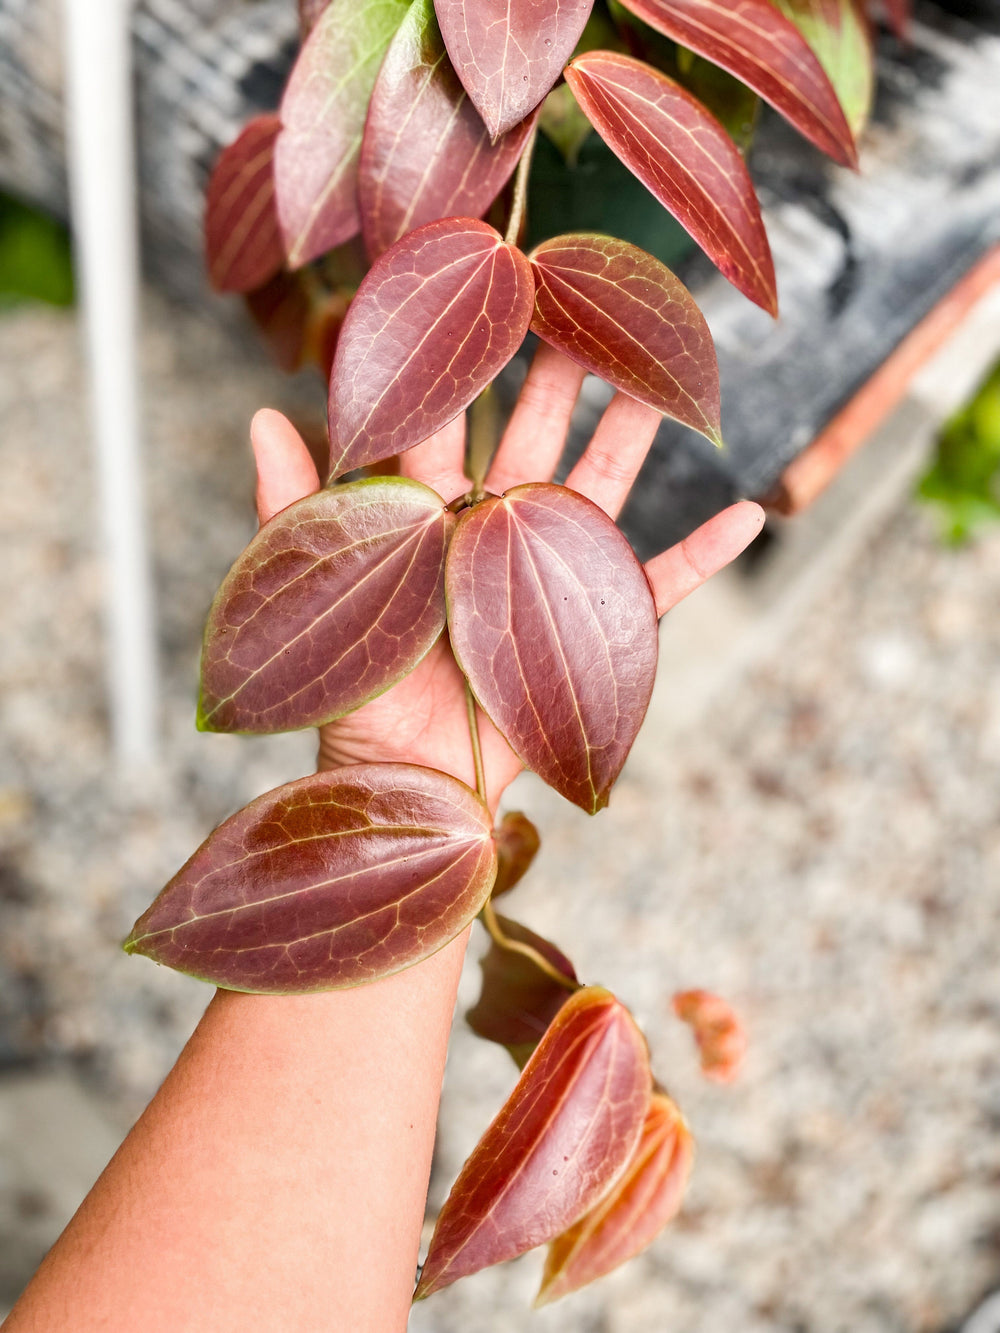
125;764;496;994
529;234;722;447
490;810;541;897
327;217;534;479
416;985;651;1297
772;0;873;138
198;477;452;734
359;0;535;260
566;52;777;315
205;115;285;294
446;483;659;814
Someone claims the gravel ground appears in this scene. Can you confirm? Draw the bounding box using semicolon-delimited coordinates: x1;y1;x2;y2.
1;295;999;1329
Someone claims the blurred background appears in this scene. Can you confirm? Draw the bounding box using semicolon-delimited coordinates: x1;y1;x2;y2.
1;1;1000;1329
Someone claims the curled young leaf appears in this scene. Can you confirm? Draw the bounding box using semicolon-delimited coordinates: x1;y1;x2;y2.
359;0;535;260
198;477;452;734
434;0;595;138
124;764;496;994
466;913;578;1066
565;52;777;316
205;115;285;294
416;986;651;1298
529;234;722;447
491;810;541;898
447;484;658;814
614;0;857;166
274;0;410;268
537;1091;694;1303
673;988;747;1082
327;217;534;479
771;0;873;138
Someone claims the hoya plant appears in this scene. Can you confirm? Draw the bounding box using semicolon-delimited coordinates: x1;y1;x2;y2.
128;0;896;1308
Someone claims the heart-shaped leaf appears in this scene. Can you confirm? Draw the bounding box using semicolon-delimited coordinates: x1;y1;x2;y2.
566;52;776;315
772;0;873;137
529;235;722;447
434;0;595;139
466;913;578;1066
124;764;496;994
327;217;534;479
673;989;747;1082
198;477;452;734
274;0;410;268
205;115;285;294
491;810;541;897
446;483;658;814
537;1091;694;1303
416;985;651;1297
359;0;536;260
614;0;857;166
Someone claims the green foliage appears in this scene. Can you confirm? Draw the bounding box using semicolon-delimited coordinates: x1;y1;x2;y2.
0;192;74;308
917;360;1000;544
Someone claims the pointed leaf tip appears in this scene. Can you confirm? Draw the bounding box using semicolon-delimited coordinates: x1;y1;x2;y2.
205;115;285;294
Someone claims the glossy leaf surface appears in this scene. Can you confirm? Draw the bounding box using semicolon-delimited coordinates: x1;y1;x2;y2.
529;235;722;446
434;0;595;138
447;484;658;814
466;914;578;1066
772;0;873;137
205;115;284;294
416;986;651;1297
673;988;747;1082
274;0;409;268
615;0;857;165
566;52;776;314
491;811;541;898
125;765;496;994
359;0;535;259
537;1092;694;1303
328;217;534;478
199;478;452;734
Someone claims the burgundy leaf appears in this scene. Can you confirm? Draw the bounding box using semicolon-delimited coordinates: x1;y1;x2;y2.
566;52;776;314
447;483;658;814
466;914;578;1065
416;986;651;1297
491;810;541;897
125;764;496;994
274;0;410;268
882;0;910;40
614;0;857;165
205;115;284;293
537;1091;694;1303
299;0;330;36
198;478;452;734
529;234;722;446
772;0;873;137
359;0;535;260
434;0;595;139
327;217;534;479
244;270;312;372
673;989;747;1082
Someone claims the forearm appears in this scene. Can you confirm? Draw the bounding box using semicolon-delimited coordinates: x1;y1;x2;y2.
4;928;470;1333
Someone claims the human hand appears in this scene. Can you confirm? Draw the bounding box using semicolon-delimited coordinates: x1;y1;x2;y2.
252;344;764;809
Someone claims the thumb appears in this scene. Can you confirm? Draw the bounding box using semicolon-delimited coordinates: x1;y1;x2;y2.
251;408;321;527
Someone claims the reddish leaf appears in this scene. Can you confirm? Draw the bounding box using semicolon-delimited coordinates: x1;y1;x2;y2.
491;810;541;897
772;0;873;137
466;914;578;1065
327;217;534;479
614;0;857;166
299;0;330;35
245;270;312;372
359;0;535;260
434;0;595;139
673;989;747;1082
124;764;496;994
537;1092;694;1303
198;478;452;734
566;52;776;315
204;115;285;294
274;0;410;268
446;483;658;814
529;234;722;447
416;986;651;1297
882;0;910;40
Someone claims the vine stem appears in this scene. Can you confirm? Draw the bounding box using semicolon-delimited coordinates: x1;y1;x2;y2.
465;681;488;805
480;899;581;993
504;126;538;247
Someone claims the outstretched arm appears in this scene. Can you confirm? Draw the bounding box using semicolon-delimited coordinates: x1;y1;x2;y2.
4;349;763;1333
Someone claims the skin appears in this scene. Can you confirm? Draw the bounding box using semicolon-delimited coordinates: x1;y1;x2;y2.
3;347;763;1333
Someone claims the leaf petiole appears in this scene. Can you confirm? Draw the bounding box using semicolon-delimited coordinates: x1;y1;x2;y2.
504;126;538;246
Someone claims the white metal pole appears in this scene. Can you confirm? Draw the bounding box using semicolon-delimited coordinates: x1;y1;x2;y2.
63;0;159;768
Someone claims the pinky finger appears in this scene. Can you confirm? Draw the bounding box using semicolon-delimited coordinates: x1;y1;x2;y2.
644;501;765;617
